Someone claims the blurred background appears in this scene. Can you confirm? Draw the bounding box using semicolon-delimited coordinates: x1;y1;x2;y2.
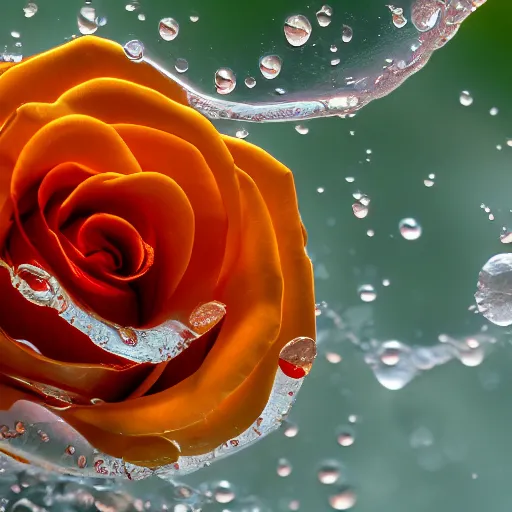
1;1;512;511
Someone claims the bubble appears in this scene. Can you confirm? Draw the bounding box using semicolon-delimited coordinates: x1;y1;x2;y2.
388;5;408;28
175;58;189;73
235;128;248;139
475;253;512;326
399;218;422;240
411;0;441;32
295;124;309;135
259;55;282;80
159;18;179;41
460;90;473;106
277;458;293;477
329;488;357;510
215;68;236;95
244;76;256;88
352;203;368;219
316;5;333;27
77;5;98;35
213;481;235;504
342;25;353;43
23;3;38;18
318;461;341;484
284;15;312;47
123;40;144;61
358;284;377;303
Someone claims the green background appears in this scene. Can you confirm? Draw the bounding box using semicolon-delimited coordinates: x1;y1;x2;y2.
3;1;512;511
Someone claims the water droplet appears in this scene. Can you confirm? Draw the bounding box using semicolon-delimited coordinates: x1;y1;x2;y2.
317;187;325;194
190;15;199;23
330;44;338;52
175;58;189;73
399;218;422;240
15;422;25;435
366;229;375;237
500;231;512;244
65;445;76;455
275;87;287;95
383;278;391;286
244;76;256;88
459;90;473;106
159;17;179;41
279;337;317;378
189;301;226;333
295;124;309;135
277;458;293;477
316;5;333;27
288;500;301;511
329;488;357;510
331;58;341;66
388;5;408;28
318;461;341;484
284;15;312;47
78;5;99;35
11;31;21;39
490;107;499;116
424;178;435;187
138;13;146;21
326;352;342;364
125;3;138;12
337;431;355;447
23;3;38;18
284;422;299;437
235;129;248;139
215;68;236;95
411;0;441;32
475;253;512;326
358;284;377;303
352;203;368;219
259;55;282;79
342;25;353;43
123;40;144;61
213;481;235;504
118;327;138;347
77;455;87;468
38;430;49;443
507;139;512;147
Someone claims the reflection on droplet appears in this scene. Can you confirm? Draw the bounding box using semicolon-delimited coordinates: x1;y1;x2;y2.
316;5;333;27
23;3;38;18
284;15;312;47
388;5;408;28
244;76;256;88
215;68;236;95
175;58;189;73
460;90;473;106
259;55;282;79
295;124;309;135
277;458;293;477
411;0;441;32
213;481;235;504
342;25;353;43
399;218;422;240
235;128;248;139
159;17;179;41
329;488;357;510
358;284;377;303
318;461;341;484
77;5;98;35
123;40;144;61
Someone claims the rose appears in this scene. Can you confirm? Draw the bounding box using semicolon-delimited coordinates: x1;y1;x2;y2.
0;36;315;469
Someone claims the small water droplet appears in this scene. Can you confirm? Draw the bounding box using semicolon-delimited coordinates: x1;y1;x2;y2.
138;13;146;21
411;0;441;31
78;5;99;34
123;40;144;61
277;458;293;477
399;218;422;240
38;430;49;442
65;445;76;455
295;124;309;135
490;107;499;116
382;278;391;287
77;455;87;468
259;55;282;79
460;90;473;106
331;58;341;66
424;178;435;187
318;461;341;484
284;422;299;438
244;76;256;88
342;25;353;42
11;31;21;39
235;129;249;139
352;202;368;219
388;5;408;28
175;58;189;73
159;17;179;41
329;488;357;510
337;431;354;447
316;5;333;27
326;352;342;364
215;68;236;95
23;3;38;17
190;15;199;23
284;14;312;47
125;3;138;12
330;44;338;52
213;481;236;504
275;87;287;95
15;422;25;435
288;500;301;511
358;284;377;303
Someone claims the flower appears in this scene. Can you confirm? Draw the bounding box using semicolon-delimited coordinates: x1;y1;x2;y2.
0;36;315;470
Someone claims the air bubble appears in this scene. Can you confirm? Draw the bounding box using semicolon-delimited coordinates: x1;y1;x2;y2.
329;488;357;510
213;481;235;504
284;15;312;47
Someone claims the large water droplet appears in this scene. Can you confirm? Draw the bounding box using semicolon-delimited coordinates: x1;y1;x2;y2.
23;2;38;18
77;5;98;34
123;40;144;61
259;55;282;79
399;218;422;240
215;68;236;95
316;5;333;27
475;253;512;326
342;25;353;43
284;15;312;47
159;17;179;41
411;0;441;32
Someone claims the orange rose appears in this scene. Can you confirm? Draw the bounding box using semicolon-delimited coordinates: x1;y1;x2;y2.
0;36;315;471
